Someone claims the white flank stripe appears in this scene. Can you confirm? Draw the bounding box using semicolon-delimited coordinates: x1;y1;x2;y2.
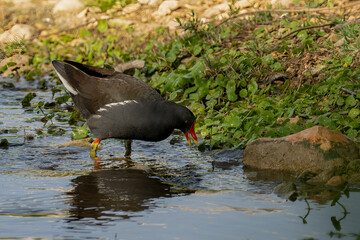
97;100;138;113
54;69;78;95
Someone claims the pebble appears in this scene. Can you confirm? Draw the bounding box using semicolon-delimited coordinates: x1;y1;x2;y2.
0;24;35;43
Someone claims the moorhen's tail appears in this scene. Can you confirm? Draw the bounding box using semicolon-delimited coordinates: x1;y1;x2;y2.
52;60;80;95
63;60;115;77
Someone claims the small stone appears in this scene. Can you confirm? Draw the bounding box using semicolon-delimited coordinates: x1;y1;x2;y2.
114;60;145;73
0;54;31;77
348;173;360;185
273;182;298;201
327;33;341;43
122;3;141;14
153;0;179;17
234;0;253;9
334;37;345;47
108;19;134;28
327;175;347;187
203;3;229;18
53;0;84;13
149;0;162;5
276;116;300;124
271;0;295;8
0;24;36;43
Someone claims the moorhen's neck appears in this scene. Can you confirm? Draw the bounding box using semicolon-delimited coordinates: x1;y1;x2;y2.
156;101;196;133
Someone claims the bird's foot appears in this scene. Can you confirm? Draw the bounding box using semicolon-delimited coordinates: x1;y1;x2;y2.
124;139;132;158
90;138;101;158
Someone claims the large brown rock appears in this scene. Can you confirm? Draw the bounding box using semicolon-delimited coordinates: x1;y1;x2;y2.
243;126;360;177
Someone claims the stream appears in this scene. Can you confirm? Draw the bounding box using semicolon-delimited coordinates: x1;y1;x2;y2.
0;76;359;239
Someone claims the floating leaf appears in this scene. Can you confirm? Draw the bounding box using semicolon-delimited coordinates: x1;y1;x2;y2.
21;93;36;107
71;126;88;140
0;138;9;148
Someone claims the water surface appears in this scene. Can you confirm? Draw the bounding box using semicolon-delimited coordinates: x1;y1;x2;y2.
0;77;359;239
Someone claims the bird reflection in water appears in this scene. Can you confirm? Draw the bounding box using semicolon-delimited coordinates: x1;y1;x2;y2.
65;165;173;223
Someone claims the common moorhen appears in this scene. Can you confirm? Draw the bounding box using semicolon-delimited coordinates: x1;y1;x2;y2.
52;60;197;158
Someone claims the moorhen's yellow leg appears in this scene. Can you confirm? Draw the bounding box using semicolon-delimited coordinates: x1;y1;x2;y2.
125;139;132;158
91;138;101;158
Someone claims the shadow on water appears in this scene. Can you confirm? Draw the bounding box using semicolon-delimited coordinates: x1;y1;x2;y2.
65;169;174;223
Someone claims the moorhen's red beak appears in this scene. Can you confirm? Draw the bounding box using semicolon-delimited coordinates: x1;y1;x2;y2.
185;121;198;147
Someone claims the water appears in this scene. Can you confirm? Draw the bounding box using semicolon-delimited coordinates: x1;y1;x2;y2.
0;77;360;239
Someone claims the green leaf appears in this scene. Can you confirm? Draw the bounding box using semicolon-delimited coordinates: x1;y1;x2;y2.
55;95;70;104
0;138;9;148
95;0;116;11
297;30;308;40
239;89;248;98
97;19;108;33
80;29;91;39
261;110;275;124
248;80;258;96
71;126;88;140
193;45;202;56
21;93;36;107
261;54;274;66
189;60;205;79
347;128;358;139
240;80;247;88
216;74;226;87
349;108;360;119
336;97;344;106
345;95;357;107
271;62;282;71
226;80;238;102
342;56;353;65
166;51;177;63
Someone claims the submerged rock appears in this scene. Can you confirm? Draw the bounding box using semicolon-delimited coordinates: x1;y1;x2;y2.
243;126;360;184
273;182;298;201
0;54;31;77
63;138;93;148
210;148;243;170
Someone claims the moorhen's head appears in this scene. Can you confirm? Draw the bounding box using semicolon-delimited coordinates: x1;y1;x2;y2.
169;102;197;147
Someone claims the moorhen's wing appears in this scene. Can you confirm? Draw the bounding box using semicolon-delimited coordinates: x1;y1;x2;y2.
52;60;163;118
87;100;176;141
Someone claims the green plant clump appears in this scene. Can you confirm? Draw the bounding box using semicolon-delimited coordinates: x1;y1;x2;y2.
3;5;360;150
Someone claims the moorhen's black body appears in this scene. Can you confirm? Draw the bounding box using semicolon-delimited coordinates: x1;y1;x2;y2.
52;60;197;157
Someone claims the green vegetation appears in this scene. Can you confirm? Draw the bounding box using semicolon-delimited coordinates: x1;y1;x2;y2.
2;4;360;150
